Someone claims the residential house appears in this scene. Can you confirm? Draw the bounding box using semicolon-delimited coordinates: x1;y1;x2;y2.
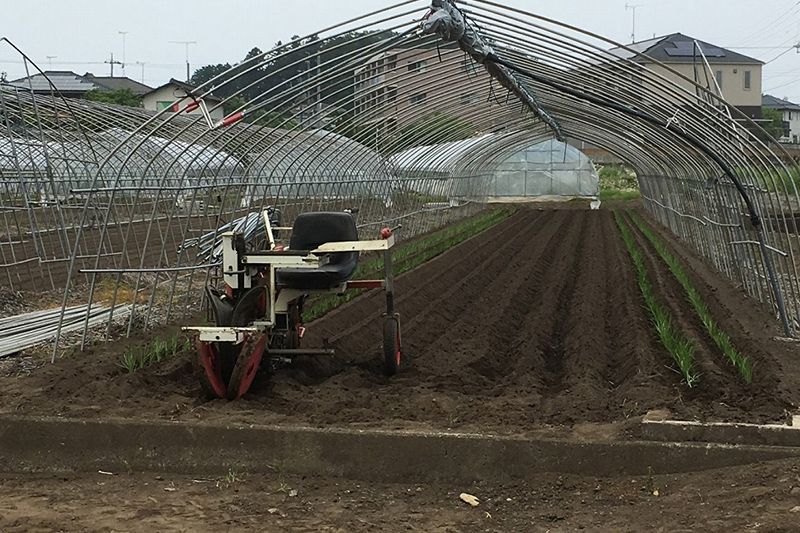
607;33;764;120
140;79;225;121
9;71;153;99
352;46;509;143
84;74;152;96
762;94;800;144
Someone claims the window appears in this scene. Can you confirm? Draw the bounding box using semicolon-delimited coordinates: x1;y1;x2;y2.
408;93;427;104
407;60;427;73
387;87;397;103
156;101;174;111
715;70;723;89
744;70;751;90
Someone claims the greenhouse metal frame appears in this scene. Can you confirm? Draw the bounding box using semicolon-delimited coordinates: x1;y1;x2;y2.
0;0;797;358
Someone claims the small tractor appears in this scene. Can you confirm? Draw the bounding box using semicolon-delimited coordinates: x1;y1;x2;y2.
184;211;401;399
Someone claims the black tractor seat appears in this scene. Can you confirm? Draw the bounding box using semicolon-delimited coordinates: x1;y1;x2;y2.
276;212;360;290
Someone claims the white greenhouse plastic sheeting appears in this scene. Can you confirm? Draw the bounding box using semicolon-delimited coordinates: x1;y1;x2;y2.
490;140;599;199
391;136;599;200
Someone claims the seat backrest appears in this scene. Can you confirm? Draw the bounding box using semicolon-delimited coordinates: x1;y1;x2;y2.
289;212;359;266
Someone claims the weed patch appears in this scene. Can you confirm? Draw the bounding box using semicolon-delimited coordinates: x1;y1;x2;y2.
120;332;190;373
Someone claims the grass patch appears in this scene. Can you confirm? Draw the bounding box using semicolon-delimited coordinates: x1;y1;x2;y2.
303;208;516;322
627;212;753;384
120;331;190;373
599;189;641;202
614;211;698;387
94;279;148;306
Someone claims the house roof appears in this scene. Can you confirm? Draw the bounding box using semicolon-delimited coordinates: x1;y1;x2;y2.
84;75;152;95
762;94;800;111
609;33;763;65
9;71;106;94
141;78;223;103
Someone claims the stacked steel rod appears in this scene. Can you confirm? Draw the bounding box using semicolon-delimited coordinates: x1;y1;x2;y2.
0;304;131;358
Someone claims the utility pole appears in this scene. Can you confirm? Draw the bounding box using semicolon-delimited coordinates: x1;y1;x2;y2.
135;61;146;84
625;3;643;44
169;40;196;82
118;31;129;76
46;55;57;70
105;53;122;77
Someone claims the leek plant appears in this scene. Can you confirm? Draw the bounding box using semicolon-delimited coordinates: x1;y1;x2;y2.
614;211;699;386
628;212;753;383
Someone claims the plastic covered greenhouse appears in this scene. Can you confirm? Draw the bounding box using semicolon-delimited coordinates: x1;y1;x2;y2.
490;139;599;200
390;135;598;201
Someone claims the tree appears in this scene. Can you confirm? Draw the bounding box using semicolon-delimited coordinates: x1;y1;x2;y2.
84;88;141;107
188;30;397;115
391;111;476;150
190;63;232;88
762;107;786;141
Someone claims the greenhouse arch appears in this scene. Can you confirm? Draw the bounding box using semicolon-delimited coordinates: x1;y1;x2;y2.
0;0;798;344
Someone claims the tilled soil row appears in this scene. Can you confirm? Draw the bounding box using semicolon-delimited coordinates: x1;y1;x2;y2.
621;210;797;421
242;209;792;428
0;208;795;432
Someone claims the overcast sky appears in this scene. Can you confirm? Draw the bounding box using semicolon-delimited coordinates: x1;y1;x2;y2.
2;0;800;101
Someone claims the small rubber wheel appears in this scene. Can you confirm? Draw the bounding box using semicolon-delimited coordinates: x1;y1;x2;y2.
383;318;401;376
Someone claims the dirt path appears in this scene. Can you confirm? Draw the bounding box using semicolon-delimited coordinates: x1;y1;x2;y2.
1;208;796;432
3;458;800;533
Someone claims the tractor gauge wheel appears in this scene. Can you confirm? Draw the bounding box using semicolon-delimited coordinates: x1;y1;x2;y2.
383;317;401;376
193;339;228;399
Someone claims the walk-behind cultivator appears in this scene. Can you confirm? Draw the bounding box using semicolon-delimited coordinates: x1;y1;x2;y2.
184;211;401;399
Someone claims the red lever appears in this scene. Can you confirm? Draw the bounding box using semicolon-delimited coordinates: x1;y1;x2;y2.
381;228;392;239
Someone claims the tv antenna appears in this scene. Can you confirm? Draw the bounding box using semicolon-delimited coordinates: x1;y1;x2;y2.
625;3;643;44
169;40;197;82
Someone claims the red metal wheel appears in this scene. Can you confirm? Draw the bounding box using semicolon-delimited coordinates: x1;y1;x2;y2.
194;340;227;399
226;335;268;400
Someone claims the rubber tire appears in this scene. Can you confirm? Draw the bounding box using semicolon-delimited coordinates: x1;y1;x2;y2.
383;318;401;377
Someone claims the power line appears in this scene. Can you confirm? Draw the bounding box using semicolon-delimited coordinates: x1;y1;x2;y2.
763;45;799;65
732;0;800;47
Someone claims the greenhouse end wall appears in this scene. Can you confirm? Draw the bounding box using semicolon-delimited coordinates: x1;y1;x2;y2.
489;140;599;199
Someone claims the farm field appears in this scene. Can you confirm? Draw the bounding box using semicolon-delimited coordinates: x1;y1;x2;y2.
1;207;798;431
3;457;800;533
2;206;800;533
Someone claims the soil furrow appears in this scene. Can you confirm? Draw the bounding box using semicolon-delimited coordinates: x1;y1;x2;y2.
309;210;538;345
622;211;790;421
601;212;677;418
1;207;795;432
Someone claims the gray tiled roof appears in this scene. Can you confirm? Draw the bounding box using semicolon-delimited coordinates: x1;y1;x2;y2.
85;75;152;95
9;71;105;93
762;94;800;111
609;33;763;65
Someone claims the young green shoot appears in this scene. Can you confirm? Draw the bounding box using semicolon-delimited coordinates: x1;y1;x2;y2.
627;212;754;384
614;211;698;387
